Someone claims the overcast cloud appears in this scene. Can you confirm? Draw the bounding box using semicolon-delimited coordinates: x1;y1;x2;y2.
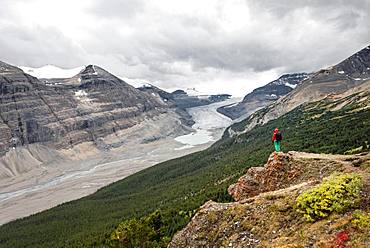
0;0;369;96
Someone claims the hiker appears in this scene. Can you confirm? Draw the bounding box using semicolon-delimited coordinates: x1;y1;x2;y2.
272;128;282;152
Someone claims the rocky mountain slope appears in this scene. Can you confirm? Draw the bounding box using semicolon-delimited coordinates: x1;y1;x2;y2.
169;151;370;247
218;73;308;120
0;62;191;177
234;45;370;133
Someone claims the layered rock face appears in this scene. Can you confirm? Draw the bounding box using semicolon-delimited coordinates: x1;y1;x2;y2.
0;61;77;152
218;73;308;120
0;62;169;155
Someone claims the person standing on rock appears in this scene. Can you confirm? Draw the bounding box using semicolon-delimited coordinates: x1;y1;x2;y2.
272;128;282;152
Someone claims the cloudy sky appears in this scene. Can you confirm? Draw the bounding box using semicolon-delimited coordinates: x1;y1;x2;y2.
1;0;369;96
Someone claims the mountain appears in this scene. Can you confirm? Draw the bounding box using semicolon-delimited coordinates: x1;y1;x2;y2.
231;45;370;134
217;73;309;120
0;61;79;152
0;62;190;178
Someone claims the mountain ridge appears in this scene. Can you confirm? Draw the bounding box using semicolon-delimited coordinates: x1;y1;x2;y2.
227;45;370;135
217;73;309;120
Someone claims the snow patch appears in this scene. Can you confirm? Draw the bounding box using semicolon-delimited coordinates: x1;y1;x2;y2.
285;83;297;89
338;71;345;74
75;90;92;103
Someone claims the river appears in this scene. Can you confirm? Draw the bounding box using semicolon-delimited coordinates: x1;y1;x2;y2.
0;98;239;225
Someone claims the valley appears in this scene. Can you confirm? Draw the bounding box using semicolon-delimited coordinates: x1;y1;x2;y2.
175;99;238;149
0;98;237;225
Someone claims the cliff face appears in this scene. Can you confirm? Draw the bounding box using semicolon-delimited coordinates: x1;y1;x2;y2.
169;152;370;248
0;62;172;155
0;61;76;151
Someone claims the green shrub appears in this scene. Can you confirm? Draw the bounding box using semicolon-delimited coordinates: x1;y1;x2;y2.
296;173;362;221
352;210;370;229
110;210;170;248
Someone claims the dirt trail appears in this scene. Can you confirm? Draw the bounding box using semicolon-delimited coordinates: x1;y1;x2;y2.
291;151;370;183
290;151;361;162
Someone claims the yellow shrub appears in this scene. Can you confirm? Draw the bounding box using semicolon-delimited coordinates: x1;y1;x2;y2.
295;173;362;221
352;210;370;229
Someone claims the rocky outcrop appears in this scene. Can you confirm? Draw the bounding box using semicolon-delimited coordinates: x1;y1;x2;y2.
0;62;176;156
169;152;370;248
218;73;308;120
228;152;345;201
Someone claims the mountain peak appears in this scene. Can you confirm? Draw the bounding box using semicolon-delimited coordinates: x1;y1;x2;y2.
335;44;370;76
217;72;309;119
0;61;24;74
75;64;131;89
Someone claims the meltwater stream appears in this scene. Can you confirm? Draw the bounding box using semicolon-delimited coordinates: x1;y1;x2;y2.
0;98;239;224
